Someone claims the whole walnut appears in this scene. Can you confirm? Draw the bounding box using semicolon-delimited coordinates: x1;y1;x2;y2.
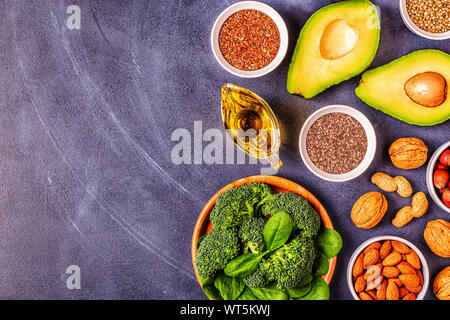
433;266;450;300
351;192;388;229
388;137;428;170
424;219;450;258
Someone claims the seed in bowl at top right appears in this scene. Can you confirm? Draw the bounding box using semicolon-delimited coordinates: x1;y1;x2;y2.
355;49;450;126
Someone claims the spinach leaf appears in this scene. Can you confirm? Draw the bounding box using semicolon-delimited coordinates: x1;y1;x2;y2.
237;287;259;300
316;228;343;259
288;283;312;299
214;274;245;300
249;284;289;300
202;284;223;300
297;277;330;300
224;252;268;278
263;211;293;251
313;253;330;276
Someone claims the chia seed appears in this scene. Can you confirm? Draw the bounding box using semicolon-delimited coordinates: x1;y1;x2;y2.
306;112;368;174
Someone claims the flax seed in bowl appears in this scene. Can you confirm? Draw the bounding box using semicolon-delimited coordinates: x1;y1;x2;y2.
211;1;288;78
399;0;450;40
299;105;377;182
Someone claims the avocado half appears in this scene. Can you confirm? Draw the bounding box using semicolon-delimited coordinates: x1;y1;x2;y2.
355;50;450;126
287;0;380;98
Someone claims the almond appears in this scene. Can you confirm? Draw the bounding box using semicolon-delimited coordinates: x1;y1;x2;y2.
411;192;428;218
386;281;399;300
366;290;377;300
399;274;420;287
417;270;424;285
394;176;413;198
405;251;421;269
390;278;404;287
359;292;373;300
391;240;410;254
397;261;416;274
402;293;416;300
367;275;383;290
404;285;422;294
377;280;387;300
399;286;410;298
380;240;391;259
364;263;382;281
354;275;366;293
363;248;380;269
382;251;402;267
392;206;414;227
382;266;400;278
352;253;364;277
371;172;398;192
363;242;381;254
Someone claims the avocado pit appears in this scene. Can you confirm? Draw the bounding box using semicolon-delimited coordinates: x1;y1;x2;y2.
404;72;447;107
320;19;358;60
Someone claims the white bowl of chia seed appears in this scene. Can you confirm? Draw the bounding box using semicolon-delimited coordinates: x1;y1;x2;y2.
399;0;450;40
299;105;377;183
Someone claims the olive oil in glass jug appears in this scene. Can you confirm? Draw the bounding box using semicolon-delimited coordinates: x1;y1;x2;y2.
221;84;282;169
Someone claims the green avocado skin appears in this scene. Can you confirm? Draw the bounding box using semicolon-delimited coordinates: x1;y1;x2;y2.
355;50;450;127
286;0;380;98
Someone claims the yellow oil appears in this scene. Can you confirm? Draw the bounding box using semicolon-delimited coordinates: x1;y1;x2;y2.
221;84;282;169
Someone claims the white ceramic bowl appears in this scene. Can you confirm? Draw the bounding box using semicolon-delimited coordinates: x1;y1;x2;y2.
299;105;377;182
347;236;429;300
426;141;450;214
399;0;450;40
210;1;288;78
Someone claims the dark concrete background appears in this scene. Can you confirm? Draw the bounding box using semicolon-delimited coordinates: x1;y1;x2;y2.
0;0;448;299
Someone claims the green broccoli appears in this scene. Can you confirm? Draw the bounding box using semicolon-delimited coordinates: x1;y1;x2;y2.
210;183;272;230
238;217;267;254
195;228;240;279
261;192;321;237
243;259;270;288
262;235;316;290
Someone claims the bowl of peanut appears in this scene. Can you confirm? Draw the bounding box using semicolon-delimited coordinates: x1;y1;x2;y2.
347;236;429;300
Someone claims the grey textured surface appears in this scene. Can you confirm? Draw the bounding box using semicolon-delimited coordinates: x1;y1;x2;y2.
0;0;448;299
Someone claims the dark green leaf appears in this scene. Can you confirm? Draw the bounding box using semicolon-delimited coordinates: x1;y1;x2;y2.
224;252;267;278
313;253;330;276
298;277;330;300
288;283;312;299
316;228;343;259
237;287;259;300
249;284;289;300
202;284;223;300
263;211;293;251
214;274;245;300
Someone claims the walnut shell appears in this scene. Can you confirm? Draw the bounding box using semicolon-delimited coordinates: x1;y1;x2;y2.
351;192;388;229
424;219;450;258
388;137;428;170
433;266;450;300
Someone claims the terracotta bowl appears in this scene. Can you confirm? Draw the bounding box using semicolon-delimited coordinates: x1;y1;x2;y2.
191;175;337;294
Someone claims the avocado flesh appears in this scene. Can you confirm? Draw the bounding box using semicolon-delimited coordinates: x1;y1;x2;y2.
355;50;450;126
287;0;380;98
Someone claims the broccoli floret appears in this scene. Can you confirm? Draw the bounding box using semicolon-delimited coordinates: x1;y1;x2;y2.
244;260;270;288
261;192;321;237
195;228;240;279
210;183;272;230
238;217;267;254
262;236;316;290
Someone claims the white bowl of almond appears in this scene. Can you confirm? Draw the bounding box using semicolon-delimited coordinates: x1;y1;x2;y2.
347;236;429;300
